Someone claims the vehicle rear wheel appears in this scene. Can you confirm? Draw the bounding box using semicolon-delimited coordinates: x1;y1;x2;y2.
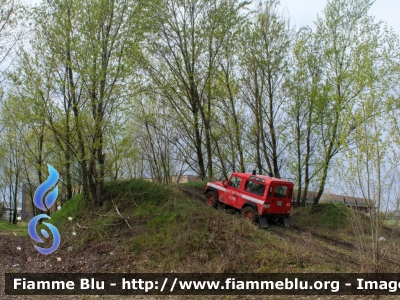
205;191;218;208
242;206;258;223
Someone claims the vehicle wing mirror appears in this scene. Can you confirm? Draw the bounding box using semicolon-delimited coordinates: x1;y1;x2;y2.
222;180;226;187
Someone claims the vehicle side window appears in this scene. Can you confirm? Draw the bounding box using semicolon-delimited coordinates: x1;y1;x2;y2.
245;180;265;196
227;176;242;189
274;186;288;198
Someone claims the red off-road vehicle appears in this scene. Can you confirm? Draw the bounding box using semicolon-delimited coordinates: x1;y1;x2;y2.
204;172;294;227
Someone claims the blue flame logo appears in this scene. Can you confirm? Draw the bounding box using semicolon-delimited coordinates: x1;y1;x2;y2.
28;164;60;254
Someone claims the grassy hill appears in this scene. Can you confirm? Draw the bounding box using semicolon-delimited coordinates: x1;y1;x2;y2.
3;178;400;273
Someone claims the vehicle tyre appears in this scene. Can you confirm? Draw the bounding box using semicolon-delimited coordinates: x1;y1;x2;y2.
242;206;258;223
205;191;218;208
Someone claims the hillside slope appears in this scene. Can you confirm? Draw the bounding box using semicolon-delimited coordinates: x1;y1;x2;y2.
2;179;400;299
13;180;400;272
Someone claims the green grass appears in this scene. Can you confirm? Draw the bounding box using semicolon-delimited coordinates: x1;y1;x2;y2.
0;219;28;236
291;203;351;230
0;194;84;237
178;180;208;189
383;219;400;227
49;193;85;227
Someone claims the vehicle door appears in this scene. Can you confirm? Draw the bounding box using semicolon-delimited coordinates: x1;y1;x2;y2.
268;184;292;213
222;175;242;207
242;180;266;213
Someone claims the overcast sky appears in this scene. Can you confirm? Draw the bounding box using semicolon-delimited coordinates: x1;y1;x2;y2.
279;0;400;36
27;0;400;37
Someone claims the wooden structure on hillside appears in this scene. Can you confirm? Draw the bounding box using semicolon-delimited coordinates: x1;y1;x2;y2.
145;175;202;184
294;190;375;213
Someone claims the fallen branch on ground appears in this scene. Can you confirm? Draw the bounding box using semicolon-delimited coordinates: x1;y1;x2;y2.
112;200;132;229
76;223;88;229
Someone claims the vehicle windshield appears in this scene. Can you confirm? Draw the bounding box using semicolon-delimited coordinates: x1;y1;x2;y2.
227;176;242;189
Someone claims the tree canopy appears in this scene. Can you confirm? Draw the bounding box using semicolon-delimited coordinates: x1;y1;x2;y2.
0;0;399;220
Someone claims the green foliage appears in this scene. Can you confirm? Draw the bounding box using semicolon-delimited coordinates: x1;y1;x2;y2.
0;0;399;219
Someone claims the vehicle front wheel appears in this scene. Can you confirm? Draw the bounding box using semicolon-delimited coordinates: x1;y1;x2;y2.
242;206;258;223
205;191;218;208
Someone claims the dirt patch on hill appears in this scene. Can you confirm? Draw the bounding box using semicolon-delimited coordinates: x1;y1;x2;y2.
2;228;400;300
177;185;206;203
0;233;130;299
1;233;398;300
